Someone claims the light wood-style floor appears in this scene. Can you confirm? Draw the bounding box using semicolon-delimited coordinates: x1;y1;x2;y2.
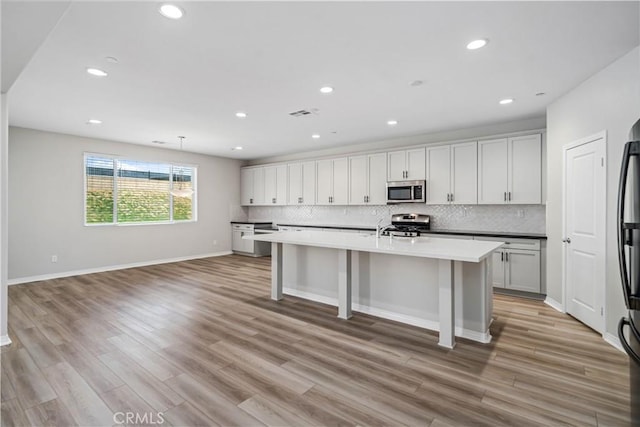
1;255;631;426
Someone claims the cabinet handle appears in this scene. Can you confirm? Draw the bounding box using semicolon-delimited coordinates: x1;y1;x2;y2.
272;198;276;204
508;192;512;201
250;198;253;204
504;192;507;202
446;194;450;202
501;252;504;262
450;193;454;202
364;195;367;203
505;252;509;262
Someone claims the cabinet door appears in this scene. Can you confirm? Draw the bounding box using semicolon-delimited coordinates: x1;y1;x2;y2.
252;167;265;205
275;165;287;205
491;250;506;288
508;134;542;204
426;145;451;205
332;158;349;205
406;148;426;180
240;168;253;206
387;150;406;181
368;153;388;205
232;229;244;251
316;159;333;205
301;161;316;205
287;163;302;205
451;141;478;205
478;138;508;204
264;166;277;205
349;155;368;205
505;249;541;293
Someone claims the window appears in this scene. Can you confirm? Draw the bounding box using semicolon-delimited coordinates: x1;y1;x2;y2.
85;154;196;225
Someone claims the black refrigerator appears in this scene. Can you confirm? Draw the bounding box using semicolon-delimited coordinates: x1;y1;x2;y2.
617;117;640;426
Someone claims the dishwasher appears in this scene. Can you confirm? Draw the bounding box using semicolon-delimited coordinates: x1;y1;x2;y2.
231;222;273;256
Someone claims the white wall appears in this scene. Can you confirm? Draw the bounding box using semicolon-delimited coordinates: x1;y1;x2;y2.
8;127;243;282
546;46;640;335
249;117;546;165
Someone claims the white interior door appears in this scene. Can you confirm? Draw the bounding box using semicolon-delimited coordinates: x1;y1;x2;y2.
564;133;606;333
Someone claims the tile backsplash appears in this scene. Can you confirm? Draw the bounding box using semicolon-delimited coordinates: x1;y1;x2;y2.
247;204;546;234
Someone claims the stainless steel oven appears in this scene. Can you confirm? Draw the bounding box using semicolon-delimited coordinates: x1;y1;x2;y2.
386;180;426;204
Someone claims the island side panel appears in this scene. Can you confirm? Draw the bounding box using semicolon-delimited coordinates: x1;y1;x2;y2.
279;244;491;341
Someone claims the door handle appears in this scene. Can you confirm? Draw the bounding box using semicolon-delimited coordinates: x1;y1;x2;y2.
562;238;572;244
618;317;640;365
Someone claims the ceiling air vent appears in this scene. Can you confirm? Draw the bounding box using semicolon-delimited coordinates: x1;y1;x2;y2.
289;108;319;117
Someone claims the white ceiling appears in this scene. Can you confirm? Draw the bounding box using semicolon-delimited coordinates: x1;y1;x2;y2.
5;1;639;160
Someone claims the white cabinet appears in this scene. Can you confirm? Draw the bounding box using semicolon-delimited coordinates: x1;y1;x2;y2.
426;142;477;204
287;161;316;205
478;134;542;204
316;158;348;205
264;165;287;206
240;167;265;206
349;152;387;205
475;237;541;293
232;224;254;253
387;148;425;181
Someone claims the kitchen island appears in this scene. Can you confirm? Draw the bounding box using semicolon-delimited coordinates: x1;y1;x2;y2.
245;230;503;348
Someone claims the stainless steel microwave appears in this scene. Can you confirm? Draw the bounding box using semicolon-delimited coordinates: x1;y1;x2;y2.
386;180;426;204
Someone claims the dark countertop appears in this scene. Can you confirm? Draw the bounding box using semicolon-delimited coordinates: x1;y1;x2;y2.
231;221;273;225
275;223;547;240
277;223;377;232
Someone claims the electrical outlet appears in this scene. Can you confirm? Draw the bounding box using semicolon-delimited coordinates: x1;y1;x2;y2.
517;209;525;218
51;255;58;263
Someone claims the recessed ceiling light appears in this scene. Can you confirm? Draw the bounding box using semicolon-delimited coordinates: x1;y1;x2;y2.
320;86;334;94
86;68;108;77
232;146;243;151
159;4;184;19
387;120;398;126
466;39;488;50
311;134;321;139
235;112;247;118
499;98;514;105
86;119;102;124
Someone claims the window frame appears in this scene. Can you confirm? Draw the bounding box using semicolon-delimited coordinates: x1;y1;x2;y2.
83;152;198;226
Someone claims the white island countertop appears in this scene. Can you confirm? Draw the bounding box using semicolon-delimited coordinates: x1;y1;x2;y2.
245;230;503;262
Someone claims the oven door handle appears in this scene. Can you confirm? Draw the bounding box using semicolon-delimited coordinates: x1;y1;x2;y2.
618;316;640;365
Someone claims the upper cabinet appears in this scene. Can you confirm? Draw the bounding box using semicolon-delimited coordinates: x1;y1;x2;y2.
241;132;543;208
387;148;425;181
478;134;542;204
349;153;387;205
426;141;477;205
287;161;316;205
264;165;287;206
317;157;348;205
240;167;265;206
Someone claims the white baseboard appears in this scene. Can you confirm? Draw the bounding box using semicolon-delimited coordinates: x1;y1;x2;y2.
283;288;492;344
544;296;565;313
0;335;12;346
603;332;625;353
7;251;233;286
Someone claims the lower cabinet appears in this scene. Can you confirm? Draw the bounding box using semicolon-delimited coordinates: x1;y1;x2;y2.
475;237;542;294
